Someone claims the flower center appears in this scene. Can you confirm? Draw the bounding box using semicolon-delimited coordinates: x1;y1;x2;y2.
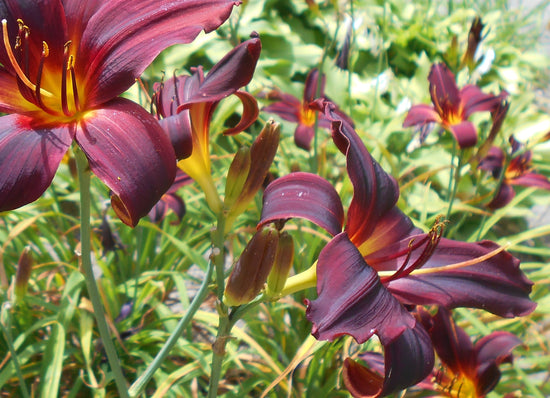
434;369;478;398
1;18;80;118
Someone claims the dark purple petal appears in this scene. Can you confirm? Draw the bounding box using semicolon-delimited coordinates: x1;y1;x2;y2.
294;124;315;151
315;99;400;245
222;91;259;135
479;146;505;175
259;172;344;236
487;183;515;209
306;233;415;344
402;104;441;127
343;322;434;398
461;85;504;118
303;68;325;103
511;172;550;190
425;307;475;376
428;63;460;114
159;111;193;160
448;120;478;148
177;37;261;110
75;98;176;227
0;114;73;211
80;0;240;106
262;93;302;122
475;331;521;395
386;239;536;317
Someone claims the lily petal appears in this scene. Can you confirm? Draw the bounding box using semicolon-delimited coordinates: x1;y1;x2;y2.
0;114;73;211
260;172;344;236
402;104;441;127
343;322;434;398
511;172;550;190
487;183;515;209
80;0;240;105
428;63;461;112
294;124;315;151
460;85;503;118
262;94;302;122
303;68;325;103
306;233;415;344
159;111;193;160
448;120;478;148
75;98;176;227
177;36;262;110
222;91;259;136
317;99;400;246
386;238;536;317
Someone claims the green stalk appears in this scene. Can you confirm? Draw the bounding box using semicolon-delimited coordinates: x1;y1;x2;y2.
128;260;214;397
445;145;464;225
0;304;30;398
74;148;129;398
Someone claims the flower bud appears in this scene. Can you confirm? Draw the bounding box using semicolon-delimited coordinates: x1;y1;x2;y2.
14;247;33;301
226;120;280;223
224;146;251;209
224;227;279;306
266;231;294;297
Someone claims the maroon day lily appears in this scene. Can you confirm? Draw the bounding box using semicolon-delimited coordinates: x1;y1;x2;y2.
479;136;550;209
262;68;352;151
417;307;523;397
148;169;192;224
152;35;261;213
259;99;535;397
0;0;240;227
403;63;504;148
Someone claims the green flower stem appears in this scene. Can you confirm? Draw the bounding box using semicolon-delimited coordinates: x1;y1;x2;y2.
278;262;317;297
128;259;214;397
74;148;129;398
1;304;30;398
445;147;464;225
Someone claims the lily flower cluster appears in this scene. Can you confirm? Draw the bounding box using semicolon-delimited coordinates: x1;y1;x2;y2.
0;0;241;227
258;99;535;397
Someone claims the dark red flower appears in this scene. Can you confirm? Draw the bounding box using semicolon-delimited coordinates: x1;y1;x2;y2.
418;307;522;397
479;136;550;209
148;169;191;224
403;63;504;148
260;99;535;397
0;0;240;226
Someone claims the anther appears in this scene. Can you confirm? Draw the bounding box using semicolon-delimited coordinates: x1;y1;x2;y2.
61;41;72;116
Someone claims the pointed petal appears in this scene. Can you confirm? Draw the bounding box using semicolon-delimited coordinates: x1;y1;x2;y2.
222;91;259;135
315;99;400;245
478;146;505;175
402;104;441;127
424;307;475;376
294;124;315;151
475;331;521;395
428;63;460;112
303;68;325;103
262;94;302;123
461;85;503;118
487;183;515;209
306;233;415;344
511;172;550;190
158;111;193;160
386;239;536;317
448;120;478;148
80;0;240;105
343;322;434;398
177;37;262;110
259;172;344;236
75;98;176;227
0;114;73;211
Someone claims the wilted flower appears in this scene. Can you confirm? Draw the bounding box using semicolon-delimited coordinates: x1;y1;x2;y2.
0;0;240;226
152;35;261;212
260;99;535;397
403;63;504;148
479;136;550;209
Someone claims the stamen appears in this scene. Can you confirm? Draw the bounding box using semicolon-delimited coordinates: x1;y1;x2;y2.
172;70;180;112
1;19;53;98
61;41;72;116
68;56;80;112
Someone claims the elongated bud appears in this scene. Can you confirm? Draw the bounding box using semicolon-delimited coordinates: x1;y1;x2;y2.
14;247;33;301
226;120;280;222
224;146;251;209
224;227;279;306
266;231;294;297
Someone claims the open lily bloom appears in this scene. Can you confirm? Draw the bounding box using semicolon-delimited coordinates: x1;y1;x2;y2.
152;35;261;212
418;307;522;397
259;99;535;397
0;0;239;226
479;136;550;209
262;68;343;151
403;63;504;148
